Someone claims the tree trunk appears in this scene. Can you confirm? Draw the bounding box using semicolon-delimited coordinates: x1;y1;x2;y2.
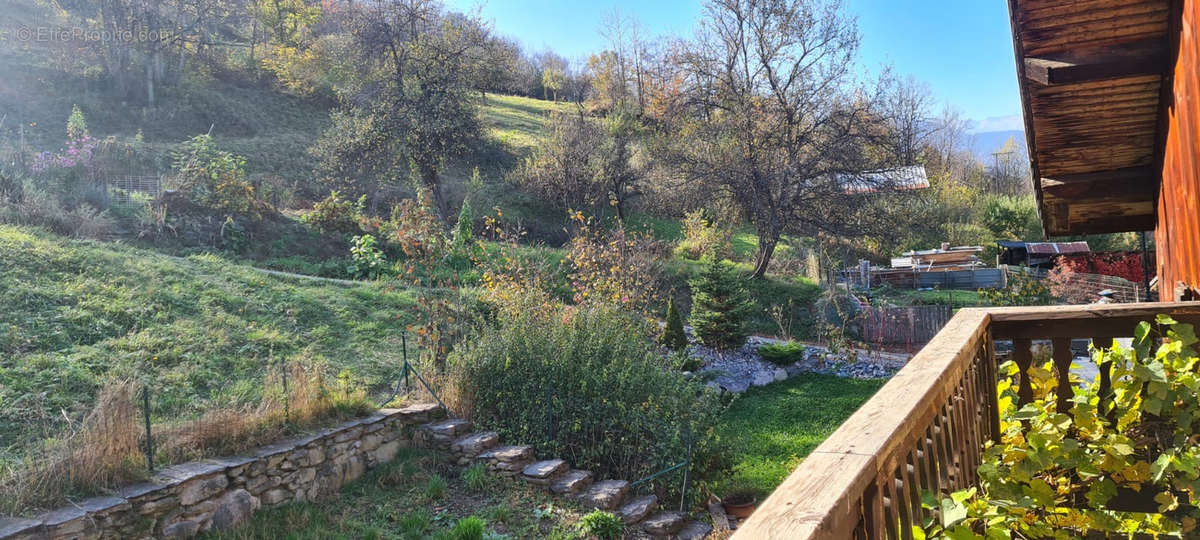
250;20;258;64
419;163;449;227
751;233;779;279
146;61;155;107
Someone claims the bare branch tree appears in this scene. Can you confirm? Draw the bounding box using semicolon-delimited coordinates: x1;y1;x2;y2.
666;0;900;278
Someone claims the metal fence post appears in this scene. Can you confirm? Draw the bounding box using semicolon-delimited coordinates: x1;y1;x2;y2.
402;330;410;392
282;362;290;425
142;385;154;473
546;385;554;443
680;436;693;512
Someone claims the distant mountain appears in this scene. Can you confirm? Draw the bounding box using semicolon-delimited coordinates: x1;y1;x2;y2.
968;130;1026;162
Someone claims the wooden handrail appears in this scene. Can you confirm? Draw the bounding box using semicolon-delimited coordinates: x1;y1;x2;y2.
732;302;1200;540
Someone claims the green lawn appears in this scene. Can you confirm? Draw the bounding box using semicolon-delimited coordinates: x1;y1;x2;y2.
715;374;884;496
203;448;589;540
0;225;417;466
865;286;985;309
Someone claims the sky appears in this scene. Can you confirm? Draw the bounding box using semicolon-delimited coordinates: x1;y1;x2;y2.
443;0;1025;134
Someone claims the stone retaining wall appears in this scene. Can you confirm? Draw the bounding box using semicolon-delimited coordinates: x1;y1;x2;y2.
0;403;445;540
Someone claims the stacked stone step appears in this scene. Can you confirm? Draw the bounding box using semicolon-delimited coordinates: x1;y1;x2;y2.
422;418;713;539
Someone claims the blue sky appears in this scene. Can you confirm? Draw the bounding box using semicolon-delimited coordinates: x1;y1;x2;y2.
444;0;1024;133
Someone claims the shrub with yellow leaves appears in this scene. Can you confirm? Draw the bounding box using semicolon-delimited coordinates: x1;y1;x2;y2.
564;210;664;319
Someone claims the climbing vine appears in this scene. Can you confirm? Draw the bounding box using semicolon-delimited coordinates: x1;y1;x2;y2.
922;316;1200;538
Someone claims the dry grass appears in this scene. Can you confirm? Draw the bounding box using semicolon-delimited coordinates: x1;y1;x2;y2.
0;365;374;515
0;380;143;514
156;364;372;463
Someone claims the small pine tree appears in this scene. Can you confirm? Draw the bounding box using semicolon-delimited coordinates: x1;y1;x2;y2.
67;105;88;139
688;257;751;350
452;198;473;249
662;297;688;351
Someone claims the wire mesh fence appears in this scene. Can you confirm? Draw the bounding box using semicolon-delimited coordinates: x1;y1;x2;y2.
0;338;432;515
1001;265;1145;303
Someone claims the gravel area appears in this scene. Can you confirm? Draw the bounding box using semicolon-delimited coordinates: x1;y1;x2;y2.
690;334;910;394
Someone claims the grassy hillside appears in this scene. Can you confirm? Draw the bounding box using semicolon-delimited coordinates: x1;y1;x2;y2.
482;93;573;153
0;0;566;220
0;225;418;467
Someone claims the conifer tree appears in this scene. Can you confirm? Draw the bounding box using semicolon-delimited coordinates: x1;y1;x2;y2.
662;297;688;351
688;258;751;350
452;198;473;249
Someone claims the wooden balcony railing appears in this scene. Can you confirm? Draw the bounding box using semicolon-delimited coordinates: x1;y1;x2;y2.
732;302;1200;540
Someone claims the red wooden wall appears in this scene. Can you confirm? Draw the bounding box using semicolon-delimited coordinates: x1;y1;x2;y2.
1157;0;1200;301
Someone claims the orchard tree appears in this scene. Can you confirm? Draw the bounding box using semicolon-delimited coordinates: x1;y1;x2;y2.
313;0;488;224
542;67;565;101
668;0;900;278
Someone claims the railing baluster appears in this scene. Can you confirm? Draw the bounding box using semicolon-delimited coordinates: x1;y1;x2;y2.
959;362;981;481
947;386;968;491
1052;338;1074;414
983;331;1002;443
894;471;913;540
919;425;938;494
1014;337;1034;406
904;448;923;536
863;482;884;540
881;468;899;540
1093;336;1116;422
933;405;955;489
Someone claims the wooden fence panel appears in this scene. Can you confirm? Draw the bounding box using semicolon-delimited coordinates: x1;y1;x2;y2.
859;305;954;348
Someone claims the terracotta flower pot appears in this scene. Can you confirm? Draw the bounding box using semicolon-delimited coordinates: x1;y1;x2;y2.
722;497;758;519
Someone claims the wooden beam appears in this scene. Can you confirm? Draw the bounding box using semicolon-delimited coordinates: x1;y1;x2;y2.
1040;166;1159;199
1024;40;1168;85
1062;213;1158;236
985;303;1200;340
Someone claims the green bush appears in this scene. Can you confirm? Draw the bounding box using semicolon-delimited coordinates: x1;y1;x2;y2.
978;272;1050;306
423;474;447;502
757;342;806;366
661;296;688;351
674;209;732;260
171;134;257;215
301;190;365;236
452;198;474;250
579;510;623;540
688;258;751;350
450;294;725;484
348;234;388;280
668;351;702;372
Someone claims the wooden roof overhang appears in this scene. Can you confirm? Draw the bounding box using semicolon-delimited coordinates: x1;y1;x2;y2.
1008;0;1177;236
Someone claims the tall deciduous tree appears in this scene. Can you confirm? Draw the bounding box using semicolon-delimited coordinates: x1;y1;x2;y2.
668;0;897;278
313;0;488;224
